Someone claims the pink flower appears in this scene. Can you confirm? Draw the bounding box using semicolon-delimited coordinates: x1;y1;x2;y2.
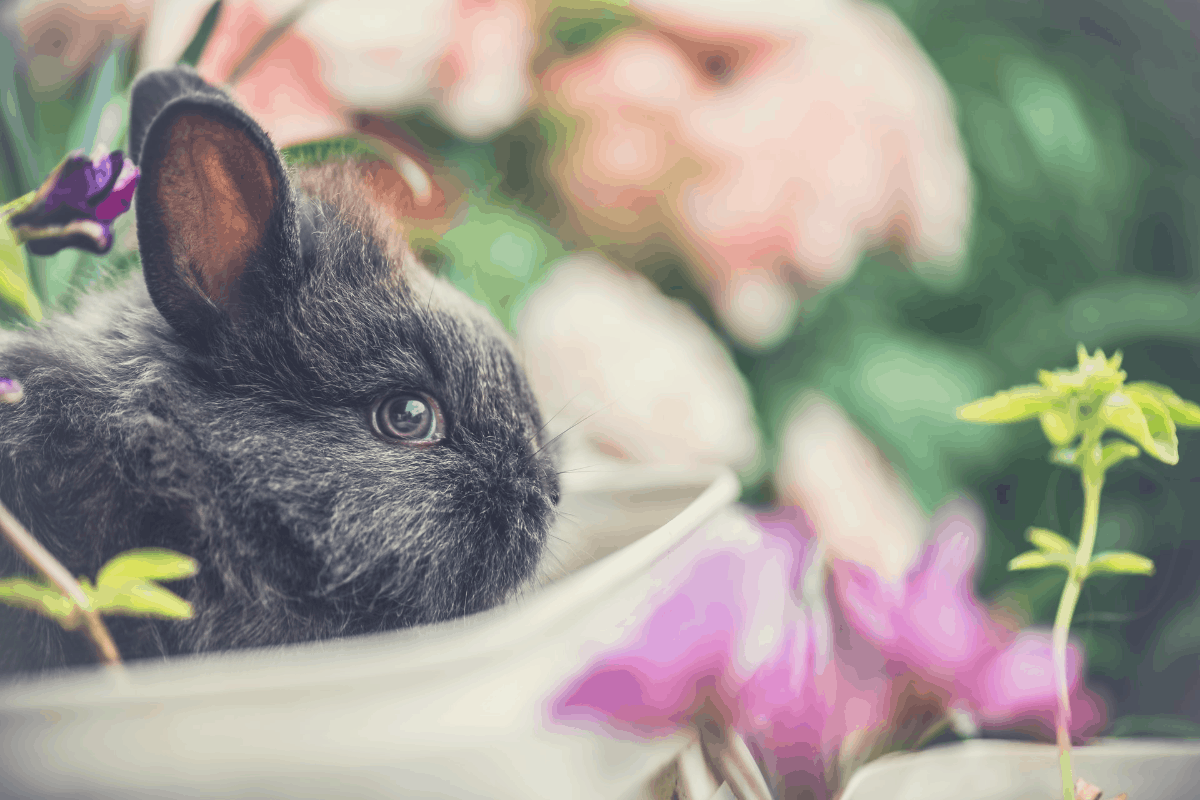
830;503;1107;739
774;394;925;584
540;0;972;348
139;0;536;147
550;503;1105;797
14;0;151;96
553;511;812;737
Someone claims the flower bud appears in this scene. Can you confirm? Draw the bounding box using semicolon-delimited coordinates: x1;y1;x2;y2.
6;150;139;256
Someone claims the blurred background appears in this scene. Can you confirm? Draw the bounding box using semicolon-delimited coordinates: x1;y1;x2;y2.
2;0;1199;744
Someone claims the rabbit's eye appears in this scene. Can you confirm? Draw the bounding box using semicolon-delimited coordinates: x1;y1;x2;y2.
370;393;445;445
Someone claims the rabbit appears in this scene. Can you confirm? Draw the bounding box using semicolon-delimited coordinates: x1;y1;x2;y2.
0;66;561;674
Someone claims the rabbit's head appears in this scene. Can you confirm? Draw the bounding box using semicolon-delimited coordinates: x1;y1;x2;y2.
125;67;559;636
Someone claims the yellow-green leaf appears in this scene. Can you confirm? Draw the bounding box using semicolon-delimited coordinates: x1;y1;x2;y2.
1127;387;1178;465
92;580;194;620
1039;407;1076;446
1097;439;1140;472
97;548;199;588
1102;389;1178;465
1086;550;1155;577
0;578;75;620
1126;381;1200;428
1026;527;1075;555
1008;550;1073;571
957;385;1059;423
0;221;42;321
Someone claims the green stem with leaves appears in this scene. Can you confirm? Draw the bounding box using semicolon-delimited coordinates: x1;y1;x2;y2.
0;499;122;666
958;346;1195;800
1050;464;1101;800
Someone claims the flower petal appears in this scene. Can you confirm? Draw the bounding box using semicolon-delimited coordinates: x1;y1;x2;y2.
92;155;140;222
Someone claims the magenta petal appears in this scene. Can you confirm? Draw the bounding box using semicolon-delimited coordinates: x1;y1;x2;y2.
832;508;1003;681
558;666;684;735
962;629;1107;740
552;512;818;739
834;561;901;644
93;157;140;222
972;631;1072;721
44;151;118;215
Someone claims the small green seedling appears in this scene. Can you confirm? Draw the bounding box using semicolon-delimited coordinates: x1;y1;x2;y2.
0;547;198;629
958;344;1200;800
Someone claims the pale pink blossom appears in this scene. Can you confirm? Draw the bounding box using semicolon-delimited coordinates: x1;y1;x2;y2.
775;394;925;584
12;0;151;95
541;0;972;348
138;0;536;146
515;253;760;469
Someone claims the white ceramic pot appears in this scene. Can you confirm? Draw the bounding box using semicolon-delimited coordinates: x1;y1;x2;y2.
0;465;741;799
838;739;1200;800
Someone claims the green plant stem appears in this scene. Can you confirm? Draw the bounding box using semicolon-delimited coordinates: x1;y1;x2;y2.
0;499;122;667
1050;467;1103;800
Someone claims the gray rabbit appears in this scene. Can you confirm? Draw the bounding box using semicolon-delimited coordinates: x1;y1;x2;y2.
0;67;560;673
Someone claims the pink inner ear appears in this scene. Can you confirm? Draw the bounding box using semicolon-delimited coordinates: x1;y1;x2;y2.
156;113;277;313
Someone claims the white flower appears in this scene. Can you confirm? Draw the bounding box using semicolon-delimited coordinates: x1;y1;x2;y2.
516;254;760;469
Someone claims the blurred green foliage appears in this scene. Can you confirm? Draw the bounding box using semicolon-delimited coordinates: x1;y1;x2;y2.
1;0;1198;730
877;0;1200;728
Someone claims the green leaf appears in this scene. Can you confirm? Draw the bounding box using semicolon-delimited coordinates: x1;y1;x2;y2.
1126;381;1200;428
1086;550;1155;577
544;0;635;56
0;221;43;320
1026;527;1075;555
66;48;123;156
1123;385;1178;462
1107;714;1200;738
281;136;382;167
1038;407;1076;446
1038;368;1085;393
180;1;224;66
0;578;75;620
0;32;39;198
956;385;1059;423
1102;389;1178;465
1008;550;1073;572
97;548;199;587
92;581;193;620
1097;439;1140;472
1001;57;1100;196
552;11;626;52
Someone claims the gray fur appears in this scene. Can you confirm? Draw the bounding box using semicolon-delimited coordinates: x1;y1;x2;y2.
0;68;558;674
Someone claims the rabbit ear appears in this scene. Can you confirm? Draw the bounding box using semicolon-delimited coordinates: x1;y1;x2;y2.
128;66;224;166
131;69;298;347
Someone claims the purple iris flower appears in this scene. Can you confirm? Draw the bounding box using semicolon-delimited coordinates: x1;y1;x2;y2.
8;150;139;256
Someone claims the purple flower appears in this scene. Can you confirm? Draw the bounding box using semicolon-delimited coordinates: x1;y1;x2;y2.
549;503;1107;798
829;503;1107;739
7;150;139;256
0;377;23;405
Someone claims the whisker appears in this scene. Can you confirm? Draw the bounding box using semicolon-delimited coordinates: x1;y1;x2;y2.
528;391;587;447
530;401;617;460
556;463;609;476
